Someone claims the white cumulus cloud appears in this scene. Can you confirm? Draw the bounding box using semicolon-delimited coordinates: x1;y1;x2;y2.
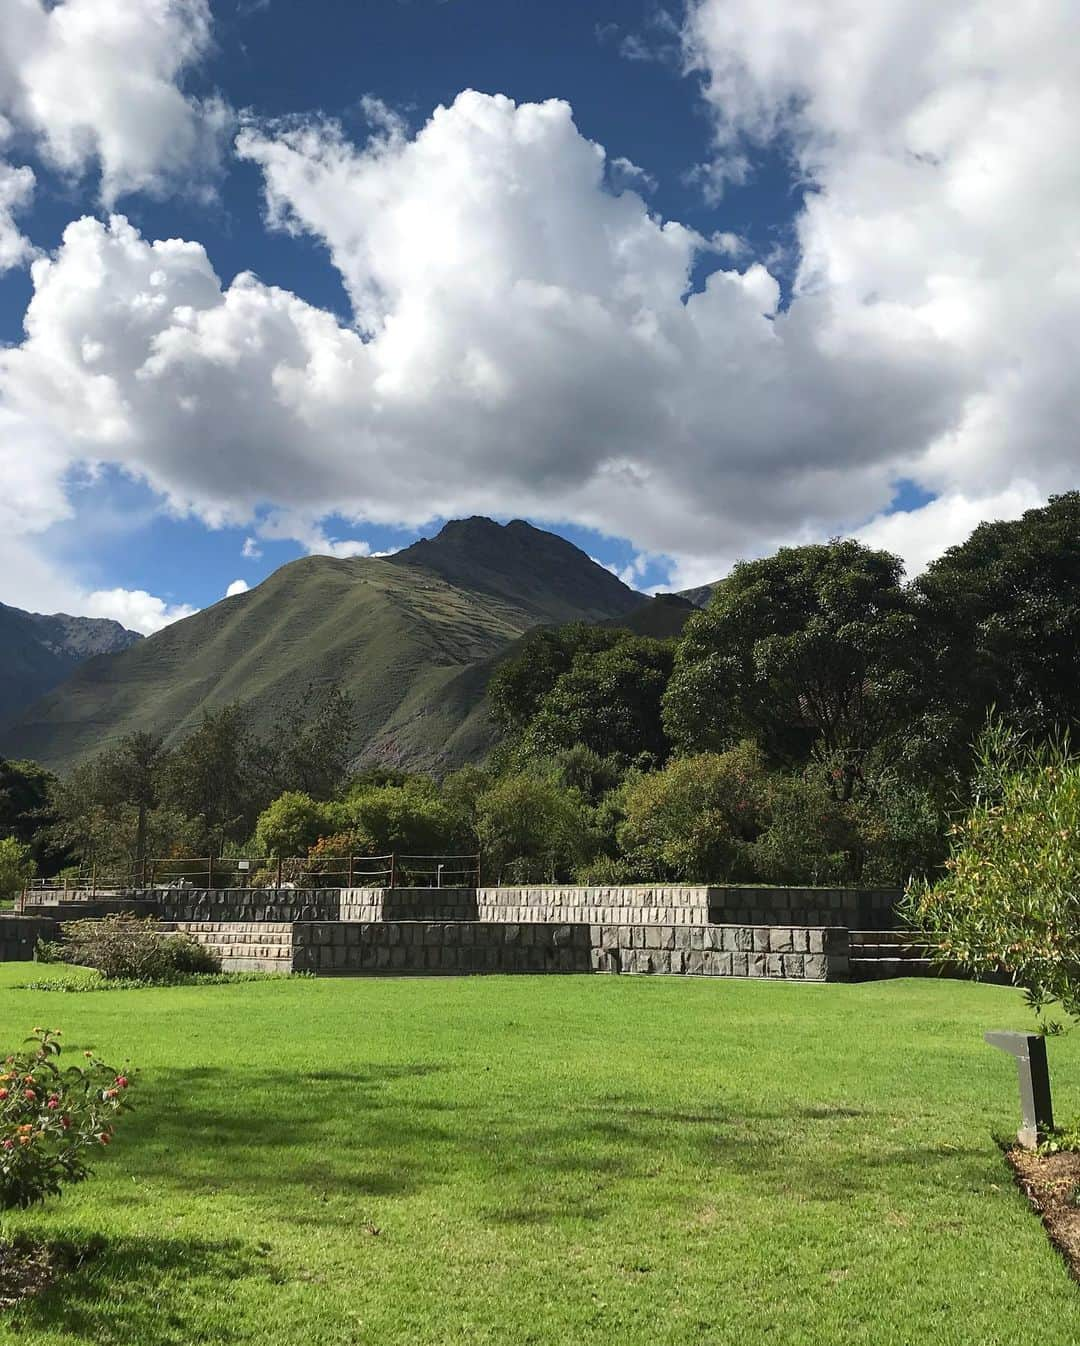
82;586;197;634
683;0;1080;576
224;578;249;597
1;26;1078;605
0;0;227;206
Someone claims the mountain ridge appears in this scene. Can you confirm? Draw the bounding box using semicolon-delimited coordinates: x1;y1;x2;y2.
0;518;648;775
0;601;142;730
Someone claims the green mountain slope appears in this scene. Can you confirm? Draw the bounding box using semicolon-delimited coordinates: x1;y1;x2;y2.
0;602;141;726
0;519;646;775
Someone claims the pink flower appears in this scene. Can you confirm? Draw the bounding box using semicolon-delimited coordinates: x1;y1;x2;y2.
0;1088;8;1100
115;1076;128;1089
47;1096;60;1110
23;1089;35;1101
1;1139;12;1150
98;1132;111;1146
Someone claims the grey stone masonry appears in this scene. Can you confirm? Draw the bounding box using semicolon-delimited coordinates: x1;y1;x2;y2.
168;921;294;973
0;915;57;962
291;921;849;979
708;886;901;931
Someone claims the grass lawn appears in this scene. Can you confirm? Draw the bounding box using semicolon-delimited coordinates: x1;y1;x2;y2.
1;966;1079;1345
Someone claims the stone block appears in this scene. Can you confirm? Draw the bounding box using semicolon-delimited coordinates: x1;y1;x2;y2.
685;949;705;976
749;953;767;978
770;927;795;953
714;950;735;977
752;928;771;953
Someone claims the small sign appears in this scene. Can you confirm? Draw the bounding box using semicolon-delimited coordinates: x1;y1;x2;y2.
236;860;251;872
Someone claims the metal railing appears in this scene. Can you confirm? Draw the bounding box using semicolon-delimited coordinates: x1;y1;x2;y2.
24;851;482;897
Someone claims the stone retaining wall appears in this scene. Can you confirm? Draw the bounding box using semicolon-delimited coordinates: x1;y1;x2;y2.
0;915;57;962
708;886;900;930
289;921;848;979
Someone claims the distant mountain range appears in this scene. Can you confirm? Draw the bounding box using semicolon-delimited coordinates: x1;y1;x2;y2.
0;602;142;731
0;518;715;776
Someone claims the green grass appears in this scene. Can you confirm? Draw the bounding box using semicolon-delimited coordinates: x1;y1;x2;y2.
1;966;1079;1345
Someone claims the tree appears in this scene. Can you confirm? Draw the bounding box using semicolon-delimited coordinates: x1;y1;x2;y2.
0;836;34;899
94;732;165;881
663;539;924;798
487;624;627;737
916;492;1080;754
274;687;357;799
617;744;770;882
475;773;592;883
342;777;463;856
254;792;341;859
521;637;675;765
0;757;60;871
903;721;1080;1018
160;705;270;854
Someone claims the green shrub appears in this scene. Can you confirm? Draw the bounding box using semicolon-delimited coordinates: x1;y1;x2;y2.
1;1028;134;1210
0;837;35;900
56;915;221;982
903;721;1080;1017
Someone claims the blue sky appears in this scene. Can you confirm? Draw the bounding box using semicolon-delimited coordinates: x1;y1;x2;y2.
0;0;1073;629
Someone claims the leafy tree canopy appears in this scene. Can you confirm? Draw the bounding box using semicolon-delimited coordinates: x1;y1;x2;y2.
521;636;675;766
663;539;924;797
916;492;1080;749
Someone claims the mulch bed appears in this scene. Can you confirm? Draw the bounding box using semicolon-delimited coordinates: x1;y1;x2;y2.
0;1237;62;1310
1007;1148;1080;1278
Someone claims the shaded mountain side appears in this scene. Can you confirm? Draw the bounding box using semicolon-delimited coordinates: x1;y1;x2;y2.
602;593;696;639
0;601;141;726
0;518;646;776
676;582;720;609
391;517;646;623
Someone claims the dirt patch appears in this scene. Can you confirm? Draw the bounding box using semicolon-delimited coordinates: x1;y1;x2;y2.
0;1238;63;1310
1007;1148;1080;1278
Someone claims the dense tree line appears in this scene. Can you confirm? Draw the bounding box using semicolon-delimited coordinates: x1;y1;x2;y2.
4;494;1080;891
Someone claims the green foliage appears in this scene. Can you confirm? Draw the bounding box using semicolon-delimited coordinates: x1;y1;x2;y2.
342;776;463;855
272;687;358;800
916;492;1080;753
487;624;626;736
55;915;222;983
254;792;340;859
0;757;60;870
475;773;593;883
1;1027;134;1211
747;770;856;886
159;704;272;854
617;744;770;882
663;539;923;796
903;720;1080;1017
0;836;34;898
521;636;674;765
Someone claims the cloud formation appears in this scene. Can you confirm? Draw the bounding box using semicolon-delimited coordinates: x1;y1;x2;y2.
10;93;961;581
82;587;197;635
3;0;1080;610
0;0;226;205
684;0;1080;571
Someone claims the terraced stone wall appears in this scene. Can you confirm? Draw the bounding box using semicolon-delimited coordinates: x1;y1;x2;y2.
290;921;849;979
0;915;56;962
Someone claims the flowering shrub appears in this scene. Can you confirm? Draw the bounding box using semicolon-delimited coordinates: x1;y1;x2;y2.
0;1028;134;1210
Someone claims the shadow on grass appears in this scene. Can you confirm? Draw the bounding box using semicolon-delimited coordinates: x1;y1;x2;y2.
9;1234;268;1344
114;1063;993;1222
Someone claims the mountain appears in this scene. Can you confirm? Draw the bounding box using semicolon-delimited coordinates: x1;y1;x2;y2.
0;601;142;727
677;583;719;609
0;518;647;775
